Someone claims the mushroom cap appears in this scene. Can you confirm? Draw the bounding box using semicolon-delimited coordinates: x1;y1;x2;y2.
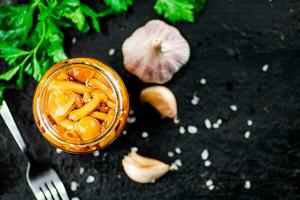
122;19;190;84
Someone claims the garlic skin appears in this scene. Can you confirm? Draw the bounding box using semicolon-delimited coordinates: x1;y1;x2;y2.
140;86;177;119
122;152;170;183
122;19;190;84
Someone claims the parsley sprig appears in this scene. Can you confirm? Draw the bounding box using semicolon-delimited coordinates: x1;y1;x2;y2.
0;0;134;103
154;0;207;23
0;0;207;103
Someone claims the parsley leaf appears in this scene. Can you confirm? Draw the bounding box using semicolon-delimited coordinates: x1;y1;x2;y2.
0;65;21;81
191;0;207;13
0;43;29;82
104;0;133;13
81;4;101;32
0;4;35;46
0;84;5;105
154;0;207;23
64;7;89;32
0;43;28;65
154;0;194;23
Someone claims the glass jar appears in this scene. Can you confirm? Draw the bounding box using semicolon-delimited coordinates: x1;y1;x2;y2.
33;58;129;153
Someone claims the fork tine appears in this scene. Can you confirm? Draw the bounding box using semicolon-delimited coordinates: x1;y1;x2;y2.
50;171;69;200
40;184;53;200
31;187;46;200
46;182;60;200
52;180;69;200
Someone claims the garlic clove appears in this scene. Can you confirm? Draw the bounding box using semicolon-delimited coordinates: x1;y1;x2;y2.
122;19;190;84
140;86;177;119
122;152;170;183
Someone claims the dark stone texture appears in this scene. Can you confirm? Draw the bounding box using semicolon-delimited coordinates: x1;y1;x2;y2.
1;0;300;199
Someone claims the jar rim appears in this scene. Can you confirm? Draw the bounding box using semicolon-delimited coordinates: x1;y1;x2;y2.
33;58;128;150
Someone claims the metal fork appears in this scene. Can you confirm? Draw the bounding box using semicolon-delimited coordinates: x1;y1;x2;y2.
0;100;70;200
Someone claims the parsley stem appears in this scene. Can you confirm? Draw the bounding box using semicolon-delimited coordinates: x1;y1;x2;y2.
31;0;41;8
20;54;32;67
96;8;114;18
17;54;32;88
6;51;29;59
33;21;46;55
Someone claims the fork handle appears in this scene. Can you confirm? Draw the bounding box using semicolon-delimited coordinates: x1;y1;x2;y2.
0;101;27;153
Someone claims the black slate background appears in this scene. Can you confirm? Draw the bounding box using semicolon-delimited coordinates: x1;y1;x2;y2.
1;0;300;199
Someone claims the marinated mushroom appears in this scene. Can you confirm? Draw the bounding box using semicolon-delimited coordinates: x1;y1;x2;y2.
47;90;77;122
45;66;117;142
76;116;101;140
68;66;95;82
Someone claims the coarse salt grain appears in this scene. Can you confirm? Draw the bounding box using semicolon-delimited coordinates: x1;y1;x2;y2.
187;125;198;134
230;105;238;111
79;167;85;175
201;149;209;160
56;148;63;154
122;130;127;135
175;147;181;154
208;185;215;190
212;123;219;129
174;159;182;167
93;151;100;157
71;197;80;200
247;120;253;126
170;163;179;171
244;131;251;139
191;93;200;105
262;64;269;72
141;131;149;138
129;109;134;115
131;147;138;152
217;119;222;125
200;78;207;85
86;175;95;183
127;116;136;124
170;159;182;171
204;119;212;129
179;126;185;134
204;160;211;167
206;179;213;186
108;48;115;56
70;181;78;191
167;151;174;157
173;118;180;124
244;180;251;189
71;37;77;44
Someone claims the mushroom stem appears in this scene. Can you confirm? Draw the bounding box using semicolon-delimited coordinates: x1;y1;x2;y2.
151;37;162;51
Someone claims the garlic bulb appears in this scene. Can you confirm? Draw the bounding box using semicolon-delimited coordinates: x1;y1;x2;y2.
122;152;170;183
122;19;190;84
140;86;177;119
